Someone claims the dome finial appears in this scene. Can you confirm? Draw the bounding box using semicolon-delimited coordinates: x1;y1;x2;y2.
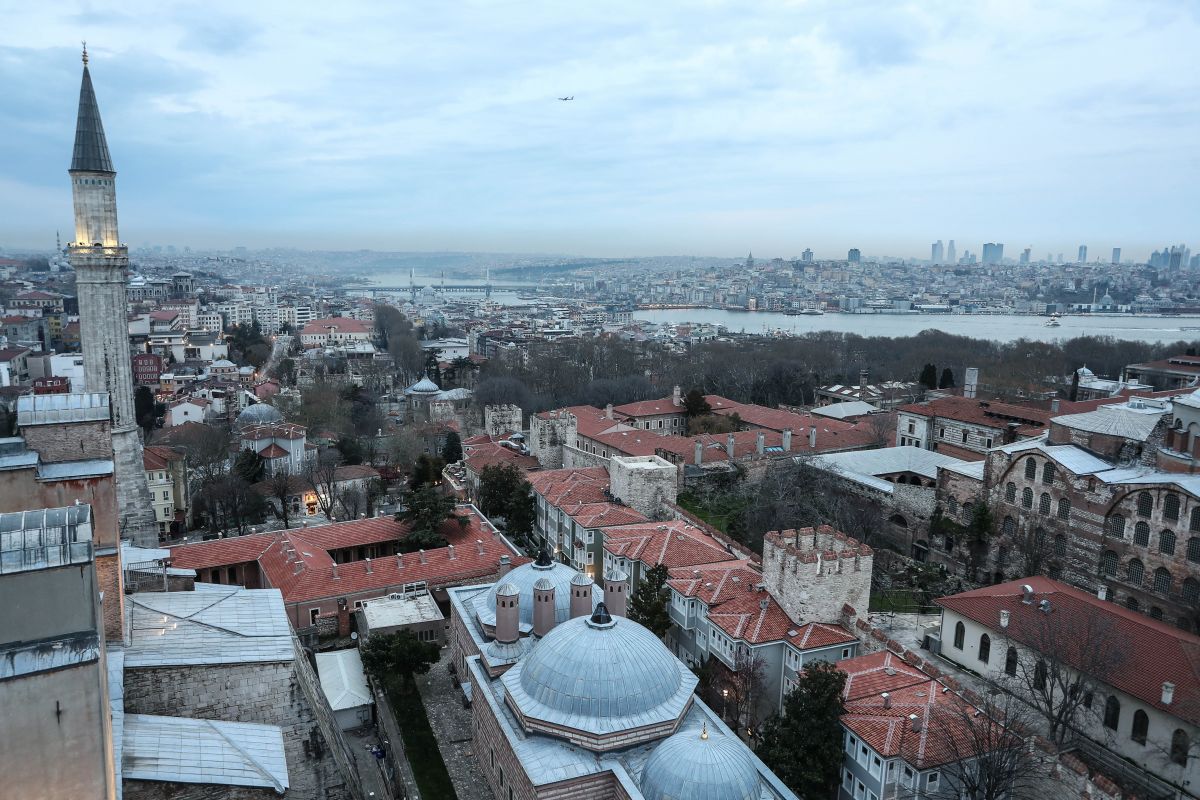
82;41;88;65
534;547;553;568
700;723;708;740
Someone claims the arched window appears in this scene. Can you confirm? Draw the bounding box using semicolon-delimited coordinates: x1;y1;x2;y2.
1165;493;1181;522
1035;527;1047;550
947;497;958;517
1025;458;1037;480
1042;462;1056;485
954;621;965;649
1100;550;1118;576
1106;515;1126;538
1151;606;1165;620
1005;646;1018;676
1034;659;1047;690
1188;537;1200;563
1135;522;1150;546
1154;567;1173;594
1058;498;1072;520
979;633;991;664
1003;482;1016;503
1184;578;1200;604
962;501;974;524
1039;493;1052;515
1104;696;1121;730
1054;534;1067;556
1161;530;1177;555
1192;506;1200;532
1022;488;1034;509
1132;710;1149;745
1138;492;1154;517
1171;729;1190;766
1127;559;1145;586
1126;596;1140;611
1002;516;1016;537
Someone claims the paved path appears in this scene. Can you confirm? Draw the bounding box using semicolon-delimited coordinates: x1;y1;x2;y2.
416;666;494;800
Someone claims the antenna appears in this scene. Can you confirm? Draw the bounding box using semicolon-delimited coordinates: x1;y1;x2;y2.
82;41;88;65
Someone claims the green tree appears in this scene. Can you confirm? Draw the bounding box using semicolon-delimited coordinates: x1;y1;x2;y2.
1068;369;1080;402
682;388;711;418
939;367;956;389
478;463;525;519
442;430;463;463
628;563;671;638
505;482;536;543
360;630;440;690
134;385;156;437
757;661;847;798
232;448;265;484
335;435;365;465
408;453;445;490
397;484;460;552
918;363;938;389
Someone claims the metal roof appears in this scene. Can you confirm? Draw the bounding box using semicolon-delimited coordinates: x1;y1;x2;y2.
37;459;113;481
640;726;760;800
0;504;93;575
124;588;294;668
811;446;965;481
476;559;594;632
1051;403;1165;441
71;65;115;173
315;649;373;712
810;400;879;420
16;392;110;426
360;591;443;630
122;714;289;792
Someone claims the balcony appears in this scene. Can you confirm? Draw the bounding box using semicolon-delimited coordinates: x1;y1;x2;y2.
668;603;698;630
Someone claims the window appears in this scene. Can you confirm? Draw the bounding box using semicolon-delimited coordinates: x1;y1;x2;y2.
1192;506;1200;532
1189;537;1200;563
1002;516;1016;537
1054;533;1067;556
962;429;968;443
1106;515;1126;538
1034;659;1047;690
1126;596;1139;611
1138;492;1153;517
1104;696;1121;730
1039;493;1051;515
926;772;940;790
1165;493;1181;522
843;769;854;791
1185;578;1200;604
1127;559;1144;586
1161;530;1177;555
1154;567;1173;594
953;621;965;649
1171;729;1190;766
309;608;319;625
1135;522;1150;546
947;497;959;516
1042;462;1056;485
1100;550;1117;576
1022;488;1033;509
1025;458;1037;480
1005;482;1016;503
1058;498;1072;520
985;438;993;448
978;633;991;664
1151;606;1164;620
902;766;914;787
1132;710;1149;745
1005;646;1018;676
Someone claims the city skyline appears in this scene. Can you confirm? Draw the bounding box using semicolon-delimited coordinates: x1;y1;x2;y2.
0;1;1197;258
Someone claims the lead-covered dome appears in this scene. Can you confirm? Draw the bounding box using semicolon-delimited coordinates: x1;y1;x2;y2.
500;604;697;748
236;403;283;429
476;550;588;632
640;725;760;800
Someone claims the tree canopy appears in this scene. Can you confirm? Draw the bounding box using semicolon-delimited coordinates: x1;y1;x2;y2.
397;484;458;552
441;430;463;463
628;563;671;638
360;630;440;690
757;661;847;798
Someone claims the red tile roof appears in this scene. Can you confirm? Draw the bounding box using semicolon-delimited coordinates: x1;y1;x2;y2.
787;621;858;651
668;562;763;606
612;396;687;418
897;396;1050;434
462;438;541;475
707;592;797;644
301;317;370;335
838;650;929;701
528;467;610;506
143;445;183;471
602;520;737;571
937;576;1200;726
258;443;289;458
561;502;647;528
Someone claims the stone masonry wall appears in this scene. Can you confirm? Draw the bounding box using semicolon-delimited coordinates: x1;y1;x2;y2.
608;455;678;519
20;419;112;462
124;780;278;800
529;412;577;470
763;526;872;625
563;444;610;470
484;404;524;438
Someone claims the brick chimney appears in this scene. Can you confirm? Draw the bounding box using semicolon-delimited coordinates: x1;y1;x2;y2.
495;583;519;644
726;433;735;458
755;431;765;456
533;578;556;637
337;598;350;638
604;569;628;617
673;385;682;407
605;403;613;420
498;554;512;577
782;428;792;451
694;440;704;465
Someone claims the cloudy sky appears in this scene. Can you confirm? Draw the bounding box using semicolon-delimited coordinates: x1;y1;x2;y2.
0;1;1197;259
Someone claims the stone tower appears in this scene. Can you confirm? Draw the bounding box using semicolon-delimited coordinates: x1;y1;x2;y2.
68;49;158;546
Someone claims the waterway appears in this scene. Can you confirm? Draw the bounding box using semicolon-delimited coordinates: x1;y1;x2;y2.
631;308;1200;345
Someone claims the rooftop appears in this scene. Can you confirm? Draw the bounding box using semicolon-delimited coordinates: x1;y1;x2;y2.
315;649;373;712
122;714;289;793
360;589;444;630
16;392;110;426
0;504;93;575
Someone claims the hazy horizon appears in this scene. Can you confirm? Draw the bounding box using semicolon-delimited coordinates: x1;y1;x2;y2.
1;1;1197;259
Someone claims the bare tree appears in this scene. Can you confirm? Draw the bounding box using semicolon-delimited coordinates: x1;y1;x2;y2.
864;411;897;448
266;470;298;529
931;690;1049;800
724;649;769;737
337;484;367;520
305;452;343;520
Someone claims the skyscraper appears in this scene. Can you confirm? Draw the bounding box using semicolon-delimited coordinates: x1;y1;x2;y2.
1020;247;1031;265
800;248;813;263
1112;247;1121;265
847;248;861;263
981;243;1004;265
946;240;956;265
1078;245;1088;264
931;240;944;264
67;49;158;546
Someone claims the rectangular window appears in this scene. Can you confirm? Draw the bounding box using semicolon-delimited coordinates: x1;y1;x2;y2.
309;608;319;625
854;780;865;800
842;648;850;658
926;772;940;790
227;567;236;583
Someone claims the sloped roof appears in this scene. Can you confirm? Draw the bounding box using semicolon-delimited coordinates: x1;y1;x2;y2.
122;714;288;792
602;520;737;571
70;64;114;173
315;649;373;711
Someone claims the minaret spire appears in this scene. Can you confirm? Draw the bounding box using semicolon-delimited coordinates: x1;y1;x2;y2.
82;40;88;65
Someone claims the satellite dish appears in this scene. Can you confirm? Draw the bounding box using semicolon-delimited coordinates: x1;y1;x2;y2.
350;631;359;640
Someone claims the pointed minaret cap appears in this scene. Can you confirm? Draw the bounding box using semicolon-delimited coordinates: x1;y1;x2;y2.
71;45;115;174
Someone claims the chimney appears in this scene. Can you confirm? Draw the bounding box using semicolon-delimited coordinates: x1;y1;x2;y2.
364;557;372;574
495;583;520;644
418;549;427;564
605;403;613;420
882;692;891;709
999;610;1010;628
726;433;736;458
1004;422;1019;444
570;573;592;619
859;368;869;388
331;562;339;579
1163;682;1176;705
759;597;769;611
448;544;456;561
964;367;979;399
1097;586;1108;601
673;385;682;407
533;578;556;637
695;440;704;465
808;425;818;448
498;554;512;577
1051;398;1060;413
395;553;403;570
604;569;629;617
337;598;350;638
1021;584;1034;604
782;428;792;451
909;713;922;733
755;431;765;456
476;538;485;555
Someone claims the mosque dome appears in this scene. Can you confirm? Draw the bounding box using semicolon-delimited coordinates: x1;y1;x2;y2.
406;376;441;395
235;403;283;429
570;572;593;587
499;603;697;745
476;550;589;631
640;724;761;800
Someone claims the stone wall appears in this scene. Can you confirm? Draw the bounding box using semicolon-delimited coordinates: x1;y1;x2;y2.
20;419;112;462
762;526;872;625
123;642;362;800
563;445;610;470
124;780;278;799
484;404;524;438
608;455;678;519
529;411;577;470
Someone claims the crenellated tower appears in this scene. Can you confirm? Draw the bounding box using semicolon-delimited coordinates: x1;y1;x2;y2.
67;47;158;546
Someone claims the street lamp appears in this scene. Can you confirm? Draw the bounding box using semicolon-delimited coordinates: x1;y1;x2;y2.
722;688;728;719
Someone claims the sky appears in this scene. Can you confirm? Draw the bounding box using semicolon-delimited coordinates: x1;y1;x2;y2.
0;1;1197;260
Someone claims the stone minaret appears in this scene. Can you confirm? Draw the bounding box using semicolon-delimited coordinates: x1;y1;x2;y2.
68;48;158;546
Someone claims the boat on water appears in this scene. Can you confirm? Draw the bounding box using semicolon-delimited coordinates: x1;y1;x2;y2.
800;308;824;316
1045;313;1062;327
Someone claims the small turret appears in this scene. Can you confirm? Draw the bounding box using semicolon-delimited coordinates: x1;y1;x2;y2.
532;577;556;637
495;582;520;644
570;571;593;619
604;568;629;617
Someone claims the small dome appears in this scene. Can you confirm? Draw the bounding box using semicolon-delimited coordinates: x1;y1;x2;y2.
235;403;284;429
496;582;519;597
605;567;629;582
571;572;594;587
406;376;441;394
640;725;760;800
477;557;587;631
211;359;235;368
533;577;555;591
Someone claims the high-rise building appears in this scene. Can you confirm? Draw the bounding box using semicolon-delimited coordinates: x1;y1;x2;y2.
1112;247;1121;265
981;242;1004;265
1078;245;1088;264
1170;248;1184;270
1020;247;1031;265
847;248;861;263
67;51;158;546
800;248;813;263
946;239;956;265
931;240;944;264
